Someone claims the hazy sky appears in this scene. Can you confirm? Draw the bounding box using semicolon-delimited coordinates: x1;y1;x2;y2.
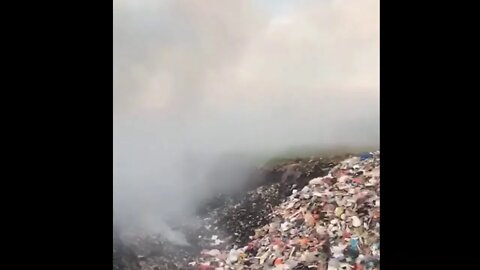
113;0;379;240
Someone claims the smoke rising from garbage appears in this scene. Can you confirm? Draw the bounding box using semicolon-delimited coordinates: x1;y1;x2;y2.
113;0;379;243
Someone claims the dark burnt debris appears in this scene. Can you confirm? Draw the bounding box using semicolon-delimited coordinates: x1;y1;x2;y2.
197;155;341;247
114;152;378;270
114;228;141;270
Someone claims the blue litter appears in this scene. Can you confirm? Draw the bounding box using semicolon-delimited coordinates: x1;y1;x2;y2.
360;153;373;161
350;238;359;251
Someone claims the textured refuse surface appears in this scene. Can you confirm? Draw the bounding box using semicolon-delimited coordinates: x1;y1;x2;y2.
113;152;379;270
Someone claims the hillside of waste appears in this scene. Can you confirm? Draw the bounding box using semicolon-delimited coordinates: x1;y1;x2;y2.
113;151;379;270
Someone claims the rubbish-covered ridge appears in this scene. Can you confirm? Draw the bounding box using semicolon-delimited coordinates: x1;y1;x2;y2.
114;152;380;270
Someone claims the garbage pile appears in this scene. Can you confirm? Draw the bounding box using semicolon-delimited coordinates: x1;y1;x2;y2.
190;151;380;270
191;156;342;247
114;152;379;270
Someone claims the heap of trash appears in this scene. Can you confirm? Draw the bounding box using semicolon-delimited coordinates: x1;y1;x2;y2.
189;151;380;270
114;151;379;270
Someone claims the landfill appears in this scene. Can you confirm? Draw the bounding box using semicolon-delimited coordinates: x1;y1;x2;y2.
113;151;380;270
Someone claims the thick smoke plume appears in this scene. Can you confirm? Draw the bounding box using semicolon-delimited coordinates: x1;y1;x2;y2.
114;0;379;243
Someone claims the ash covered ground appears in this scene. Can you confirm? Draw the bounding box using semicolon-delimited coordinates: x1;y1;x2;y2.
113;153;359;270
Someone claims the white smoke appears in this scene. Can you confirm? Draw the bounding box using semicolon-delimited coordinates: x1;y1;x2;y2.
113;0;379;241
